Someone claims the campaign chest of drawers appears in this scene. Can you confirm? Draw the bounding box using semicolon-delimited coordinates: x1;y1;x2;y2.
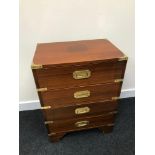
31;39;128;142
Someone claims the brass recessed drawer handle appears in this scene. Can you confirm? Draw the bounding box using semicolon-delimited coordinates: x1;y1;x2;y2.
74;90;90;99
73;70;91;79
75;120;89;127
75;107;90;114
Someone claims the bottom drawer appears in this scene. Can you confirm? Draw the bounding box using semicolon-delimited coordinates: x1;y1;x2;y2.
46;112;116;134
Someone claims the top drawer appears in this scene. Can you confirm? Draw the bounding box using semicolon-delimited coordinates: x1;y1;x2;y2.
33;60;127;89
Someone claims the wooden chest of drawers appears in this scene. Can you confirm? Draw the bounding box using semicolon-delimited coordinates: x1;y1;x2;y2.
31;39;127;142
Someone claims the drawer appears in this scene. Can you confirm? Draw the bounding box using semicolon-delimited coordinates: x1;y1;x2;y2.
34;61;126;89
43;100;118;121
46;113;116;134
39;82;122;108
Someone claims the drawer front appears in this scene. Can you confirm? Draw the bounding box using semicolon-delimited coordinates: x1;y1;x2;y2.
46;113;116;133
44;100;118;121
39;82;121;108
34;61;126;89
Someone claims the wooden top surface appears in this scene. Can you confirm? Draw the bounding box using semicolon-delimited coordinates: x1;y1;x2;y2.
33;39;125;65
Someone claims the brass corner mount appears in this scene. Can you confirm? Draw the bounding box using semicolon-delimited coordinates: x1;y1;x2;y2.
31;63;43;69
40;106;51;110
118;56;128;61
112;97;120;100
37;88;47;92
114;79;123;83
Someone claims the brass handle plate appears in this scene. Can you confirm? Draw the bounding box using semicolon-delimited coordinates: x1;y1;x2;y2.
73;70;91;79
75;120;89;127
74;90;90;99
75;107;90;114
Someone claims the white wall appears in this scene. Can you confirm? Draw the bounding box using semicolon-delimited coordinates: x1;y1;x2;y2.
20;0;134;104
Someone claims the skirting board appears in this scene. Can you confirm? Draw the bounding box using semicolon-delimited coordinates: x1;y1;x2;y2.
19;88;135;111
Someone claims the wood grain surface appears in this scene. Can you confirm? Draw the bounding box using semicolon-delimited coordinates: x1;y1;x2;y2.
43;100;118;120
47;113;116;133
33;39;125;66
39;82;122;108
35;60;126;89
48;125;114;142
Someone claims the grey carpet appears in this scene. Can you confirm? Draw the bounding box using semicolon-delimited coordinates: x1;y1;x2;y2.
19;97;135;155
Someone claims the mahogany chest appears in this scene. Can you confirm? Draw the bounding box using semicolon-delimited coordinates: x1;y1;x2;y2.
31;39;128;142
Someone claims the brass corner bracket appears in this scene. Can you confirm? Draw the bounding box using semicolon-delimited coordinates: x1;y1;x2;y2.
112;97;120;100
114;79;123;83
37;88;47;92
31;63;43;69
109;111;118;115
40;106;51;110
45;121;54;125
107;123;115;127
118;56;128;61
48;133;56;136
